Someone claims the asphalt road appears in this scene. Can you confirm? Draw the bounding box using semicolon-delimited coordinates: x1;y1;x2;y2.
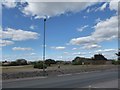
2;69;118;88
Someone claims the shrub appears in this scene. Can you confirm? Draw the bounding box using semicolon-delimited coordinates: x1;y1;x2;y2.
72;57;82;65
72;61;82;65
16;59;27;65
45;59;56;66
34;62;47;69
2;59;28;66
112;60;120;65
64;61;71;65
10;61;18;66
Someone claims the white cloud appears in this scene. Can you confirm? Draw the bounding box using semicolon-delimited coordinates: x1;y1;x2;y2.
83;44;101;49
77;25;88;32
69;15;118;45
72;48;77;50
89;3;109;13
109;0;118;11
99;3;108;11
86;8;90;13
83;16;88;19
0;28;39;47
63;52;69;54
86;1;118;13
2;1;119;16
95;18;101;23
12;47;33;51
51;46;66;50
30;53;36;55
1;28;39;41
87;6;98;13
0;4;1;25
21;2;97;19
72;52;86;55
95;49;117;53
0;39;14;46
69;36;95;45
104;49;117;52
93;16;118;41
2;0;17;8
88;52;92;54
30;25;35;30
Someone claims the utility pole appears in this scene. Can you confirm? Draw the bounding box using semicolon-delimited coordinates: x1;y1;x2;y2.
43;18;46;76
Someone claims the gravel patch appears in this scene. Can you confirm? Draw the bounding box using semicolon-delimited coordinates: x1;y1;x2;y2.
2;65;117;80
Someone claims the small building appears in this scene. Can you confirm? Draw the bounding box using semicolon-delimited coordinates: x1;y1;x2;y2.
73;57;94;65
2;61;11;66
73;54;109;65
93;54;107;65
94;54;107;60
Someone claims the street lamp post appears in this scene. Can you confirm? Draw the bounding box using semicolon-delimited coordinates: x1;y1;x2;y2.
43;18;46;76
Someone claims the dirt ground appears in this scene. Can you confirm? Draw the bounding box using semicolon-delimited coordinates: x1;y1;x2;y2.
1;64;117;73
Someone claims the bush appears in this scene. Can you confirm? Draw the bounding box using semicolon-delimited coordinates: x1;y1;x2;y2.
2;59;28;66
16;59;27;65
10;61;18;66
64;61;71;65
45;59;56;66
112;60;120;65
56;60;64;64
34;62;47;69
72;61;82;65
72;57;82;65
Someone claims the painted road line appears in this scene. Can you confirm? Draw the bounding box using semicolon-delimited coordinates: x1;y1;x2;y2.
3;76;48;82
75;72;82;75
84;72;89;73
57;74;72;77
89;71;101;73
75;71;101;75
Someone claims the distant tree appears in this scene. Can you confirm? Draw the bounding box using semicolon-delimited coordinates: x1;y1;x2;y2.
29;61;37;65
56;60;64;64
64;61;71;65
34;62;47;69
38;61;43;63
10;61;18;66
118;60;120;64
94;54;107;60
74;57;81;61
112;60;120;65
16;59;27;65
45;59;56;66
72;57;82;65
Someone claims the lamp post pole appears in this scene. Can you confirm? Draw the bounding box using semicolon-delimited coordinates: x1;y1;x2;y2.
43;18;46;76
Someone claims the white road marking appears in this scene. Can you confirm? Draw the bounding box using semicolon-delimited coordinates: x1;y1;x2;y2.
81;85;100;88
90;71;101;73
59;71;101;76
75;73;82;75
84;72;89;73
3;76;48;82
57;74;72;77
88;85;92;90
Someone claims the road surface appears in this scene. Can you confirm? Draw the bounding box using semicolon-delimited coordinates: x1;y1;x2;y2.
2;69;119;88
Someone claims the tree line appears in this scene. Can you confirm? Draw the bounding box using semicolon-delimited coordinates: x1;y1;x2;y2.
2;56;119;69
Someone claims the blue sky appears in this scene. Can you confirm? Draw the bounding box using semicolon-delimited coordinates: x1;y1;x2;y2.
1;1;119;61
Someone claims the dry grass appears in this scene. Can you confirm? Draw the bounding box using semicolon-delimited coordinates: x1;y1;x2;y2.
1;65;34;73
1;64;116;73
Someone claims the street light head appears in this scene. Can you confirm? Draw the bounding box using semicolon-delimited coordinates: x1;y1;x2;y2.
44;18;46;22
